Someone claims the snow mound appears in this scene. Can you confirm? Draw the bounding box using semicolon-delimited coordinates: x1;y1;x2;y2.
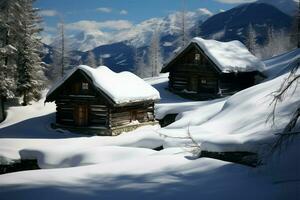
47;65;160;104
263;48;300;79
192;37;266;73
20;146;156;169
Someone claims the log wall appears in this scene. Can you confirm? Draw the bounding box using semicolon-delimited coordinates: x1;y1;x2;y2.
167;44;258;98
109;103;155;128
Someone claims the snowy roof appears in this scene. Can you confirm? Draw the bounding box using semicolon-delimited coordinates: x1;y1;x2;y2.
163;37;265;73
46;65;160;105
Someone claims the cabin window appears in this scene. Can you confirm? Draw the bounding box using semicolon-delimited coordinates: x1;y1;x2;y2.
82;82;89;90
201;80;207;84
195;53;201;61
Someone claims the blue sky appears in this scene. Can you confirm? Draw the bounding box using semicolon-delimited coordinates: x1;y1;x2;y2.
35;0;257;43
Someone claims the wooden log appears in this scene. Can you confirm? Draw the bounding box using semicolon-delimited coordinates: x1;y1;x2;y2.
110;112;131;118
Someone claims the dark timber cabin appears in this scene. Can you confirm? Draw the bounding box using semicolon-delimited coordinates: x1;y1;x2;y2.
161;37;266;100
45;65;160;136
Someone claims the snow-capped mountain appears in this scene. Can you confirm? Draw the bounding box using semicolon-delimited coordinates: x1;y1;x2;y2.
257;0;298;16
68;31;111;52
64;8;213;52
120;8;213;48
199;3;292;44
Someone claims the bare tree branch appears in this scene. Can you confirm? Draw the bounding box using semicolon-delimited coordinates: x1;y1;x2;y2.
268;57;300;153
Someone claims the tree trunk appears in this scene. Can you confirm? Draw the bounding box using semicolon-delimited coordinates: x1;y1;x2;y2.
22;91;27;106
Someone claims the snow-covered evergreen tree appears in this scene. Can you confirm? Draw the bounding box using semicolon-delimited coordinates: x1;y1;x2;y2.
245;24;257;55
16;0;46;105
0;45;17;98
86;51;97;68
0;0;19;98
148;30;162;77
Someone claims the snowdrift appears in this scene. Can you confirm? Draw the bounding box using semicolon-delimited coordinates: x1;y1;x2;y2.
0;49;299;200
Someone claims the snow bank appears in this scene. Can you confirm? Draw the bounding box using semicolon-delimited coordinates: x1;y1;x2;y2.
192;37;265;72
155;98;226;120
47;65;160;104
0;125;163;164
20;146;156;169
263;48;300;79
0;154;278;200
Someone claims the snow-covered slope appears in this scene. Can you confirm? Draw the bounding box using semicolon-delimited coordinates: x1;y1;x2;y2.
263;48;300;78
0;49;299;199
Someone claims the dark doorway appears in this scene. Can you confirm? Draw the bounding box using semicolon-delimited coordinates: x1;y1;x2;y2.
74;105;89;126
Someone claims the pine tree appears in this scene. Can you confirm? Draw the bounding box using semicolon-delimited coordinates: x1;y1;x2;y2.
0;45;17;98
148;30;162;77
51;19;70;80
0;0;19;99
16;0;46;106
245;24;257;55
86;51;97;68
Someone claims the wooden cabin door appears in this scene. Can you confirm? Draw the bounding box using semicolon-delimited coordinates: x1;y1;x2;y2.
74;105;89;126
189;76;198;92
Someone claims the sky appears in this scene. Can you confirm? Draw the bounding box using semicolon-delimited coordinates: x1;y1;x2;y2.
35;0;258;44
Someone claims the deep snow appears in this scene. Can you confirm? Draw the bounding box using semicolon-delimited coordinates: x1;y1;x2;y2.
0;49;299;200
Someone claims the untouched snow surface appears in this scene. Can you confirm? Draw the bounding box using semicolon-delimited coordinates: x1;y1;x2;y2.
47;65;160;104
0;49;300;199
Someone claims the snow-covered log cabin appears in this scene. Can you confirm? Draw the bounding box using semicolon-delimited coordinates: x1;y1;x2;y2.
45;65;160;136
161;37;266;99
